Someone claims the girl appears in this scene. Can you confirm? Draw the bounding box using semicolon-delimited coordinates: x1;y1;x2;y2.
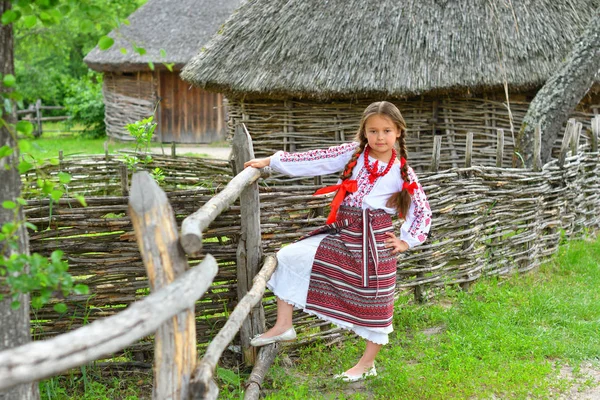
244;101;431;382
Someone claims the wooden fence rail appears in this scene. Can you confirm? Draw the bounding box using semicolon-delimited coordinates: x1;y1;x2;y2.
16;99;69;137
0;123;276;399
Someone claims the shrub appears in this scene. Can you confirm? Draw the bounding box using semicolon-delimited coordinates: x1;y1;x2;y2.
63;71;106;138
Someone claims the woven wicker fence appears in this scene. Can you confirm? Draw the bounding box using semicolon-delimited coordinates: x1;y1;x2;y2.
24;117;599;358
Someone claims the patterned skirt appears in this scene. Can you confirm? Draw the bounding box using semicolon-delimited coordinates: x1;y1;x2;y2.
267;205;397;344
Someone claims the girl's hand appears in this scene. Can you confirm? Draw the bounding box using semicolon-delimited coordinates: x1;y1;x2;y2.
384;232;409;254
244;157;271;169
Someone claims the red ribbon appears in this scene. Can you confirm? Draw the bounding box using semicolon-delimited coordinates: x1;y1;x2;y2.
403;181;419;195
313;179;358;224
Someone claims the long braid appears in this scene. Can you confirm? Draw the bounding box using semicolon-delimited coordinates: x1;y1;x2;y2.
339;140;366;180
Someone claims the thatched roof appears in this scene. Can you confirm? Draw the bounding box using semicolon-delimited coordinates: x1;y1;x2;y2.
85;0;241;72
181;0;600;100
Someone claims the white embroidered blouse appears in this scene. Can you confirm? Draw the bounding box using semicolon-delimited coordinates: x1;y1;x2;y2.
270;142;432;248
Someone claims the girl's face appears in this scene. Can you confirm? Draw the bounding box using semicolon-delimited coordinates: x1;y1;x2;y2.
364;114;401;160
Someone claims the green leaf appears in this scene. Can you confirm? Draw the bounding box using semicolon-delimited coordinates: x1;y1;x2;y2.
11;300;21;310
2;201;16;209
23;15;37;28
16;197;27;206
18;161;33;174
79;20;93;32
2;74;16;87
148;61;154;71
1;10;19;25
48;157;60;166
120;47;127;55
123;18;130;25
53;303;68;313
58;172;71;184
160;49;167;58
98;36;114;51
75;195;87;207
25;222;37;231
164;63;174;72
50;190;63;201
18;139;32;153
134;46;146;56
31;297;43;309
74;284;89;295
0;145;13;158
16;121;34;136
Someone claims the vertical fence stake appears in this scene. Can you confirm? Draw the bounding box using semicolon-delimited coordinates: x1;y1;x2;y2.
120;164;129;197
533;124;542;172
570;121;582;156
104;141;109;161
232;123;265;366
128;171;196;400
465;132;473;168
430;135;442;172
559;120;575;168
496;129;504;168
35;99;42;137
591;116;599;153
171;142;177;158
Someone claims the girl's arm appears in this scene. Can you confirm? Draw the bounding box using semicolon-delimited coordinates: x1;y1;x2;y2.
399;167;432;248
245;142;359;177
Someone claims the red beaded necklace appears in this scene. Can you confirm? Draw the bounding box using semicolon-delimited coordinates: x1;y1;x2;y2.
364;146;397;184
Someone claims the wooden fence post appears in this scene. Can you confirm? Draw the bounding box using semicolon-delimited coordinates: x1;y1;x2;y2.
496;128;504;168
559;120;575;168
465;132;473;168
592;116;599;153
35;99;42;137
533;124;542;172
119;164;129;197
232;123;265;365
128;171;196;400
570;121;582;156
430;135;442;172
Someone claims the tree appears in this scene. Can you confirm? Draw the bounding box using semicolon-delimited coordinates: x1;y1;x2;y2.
0;2;38;398
516;8;600;166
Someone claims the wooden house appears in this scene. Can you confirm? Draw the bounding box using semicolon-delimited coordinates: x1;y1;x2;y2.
85;0;240;143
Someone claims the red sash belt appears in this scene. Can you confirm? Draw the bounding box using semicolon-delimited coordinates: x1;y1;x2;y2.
313;179;357;224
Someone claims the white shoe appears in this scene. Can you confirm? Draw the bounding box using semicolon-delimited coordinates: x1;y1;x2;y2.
250;327;296;347
334;365;377;382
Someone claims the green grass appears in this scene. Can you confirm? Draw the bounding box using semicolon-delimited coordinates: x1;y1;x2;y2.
253;236;600;400
37;236;600;399
20;122;210;160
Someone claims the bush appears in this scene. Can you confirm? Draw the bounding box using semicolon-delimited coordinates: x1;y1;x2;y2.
63;71;106;138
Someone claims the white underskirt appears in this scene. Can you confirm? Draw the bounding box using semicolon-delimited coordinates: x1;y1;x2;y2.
267;234;392;345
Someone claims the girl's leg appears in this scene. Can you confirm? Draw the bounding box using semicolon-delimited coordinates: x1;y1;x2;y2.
343;340;382;375
257;297;294;338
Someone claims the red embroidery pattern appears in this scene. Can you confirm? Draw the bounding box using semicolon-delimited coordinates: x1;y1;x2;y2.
279;142;358;162
406;167;431;243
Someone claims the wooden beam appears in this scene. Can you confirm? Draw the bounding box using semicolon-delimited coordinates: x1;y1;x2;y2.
465;132;473;168
188;255;277;400
232;124;265;366
129;171;196;400
533;123;542;172
244;344;279;400
559;119;575;167
0;254;218;392
180;166;262;255
496;128;504;168
430;135;442;172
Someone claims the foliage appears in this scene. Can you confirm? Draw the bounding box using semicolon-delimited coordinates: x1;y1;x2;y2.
12;0;147;107
122;116;165;182
62;72;105;138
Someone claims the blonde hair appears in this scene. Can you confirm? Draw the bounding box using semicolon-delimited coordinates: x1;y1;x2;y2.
339;101;411;218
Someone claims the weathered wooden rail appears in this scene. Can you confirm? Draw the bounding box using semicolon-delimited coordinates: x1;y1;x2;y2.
0;123;277;399
17;99;70;137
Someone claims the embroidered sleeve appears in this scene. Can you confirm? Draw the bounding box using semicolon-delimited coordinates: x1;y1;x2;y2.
270;142;359;177
400;167;432;248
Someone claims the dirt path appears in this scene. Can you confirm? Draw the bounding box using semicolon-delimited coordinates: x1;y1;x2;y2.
557;363;600;400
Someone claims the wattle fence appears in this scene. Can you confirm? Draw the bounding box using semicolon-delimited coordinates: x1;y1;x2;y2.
0;116;598;398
